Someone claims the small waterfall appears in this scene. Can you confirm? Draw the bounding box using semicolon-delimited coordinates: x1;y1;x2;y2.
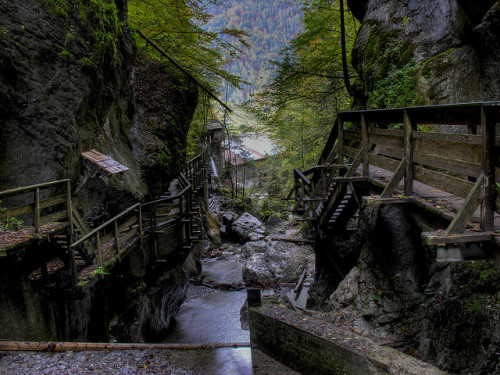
210;157;219;178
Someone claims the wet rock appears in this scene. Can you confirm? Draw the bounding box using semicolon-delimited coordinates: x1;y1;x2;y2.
266;214;283;228
231;212;266;243
243;241;315;284
241;240;269;257
204;211;221;246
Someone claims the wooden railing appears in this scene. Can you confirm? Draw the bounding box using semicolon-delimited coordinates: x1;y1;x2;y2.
0;179;73;238
68;152;208;284
294;102;500;233
185;152;208;192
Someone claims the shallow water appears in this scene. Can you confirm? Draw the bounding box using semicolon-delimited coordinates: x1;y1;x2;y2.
162;258;301;374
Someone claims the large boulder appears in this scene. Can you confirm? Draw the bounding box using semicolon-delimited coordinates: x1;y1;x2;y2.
349;0;500;107
241;240;270;257
231;212;266;242
243;241;315;284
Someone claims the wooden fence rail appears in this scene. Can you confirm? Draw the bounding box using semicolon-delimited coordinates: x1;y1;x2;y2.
0;179;73;237
293;102;500;234
0;152;208;287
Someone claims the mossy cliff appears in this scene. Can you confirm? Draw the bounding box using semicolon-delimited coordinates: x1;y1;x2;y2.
0;0;198;211
349;0;500;107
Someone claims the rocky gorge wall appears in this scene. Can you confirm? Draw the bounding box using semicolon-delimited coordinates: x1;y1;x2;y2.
348;0;500;107
317;203;500;374
0;0;201;343
0;0;198;213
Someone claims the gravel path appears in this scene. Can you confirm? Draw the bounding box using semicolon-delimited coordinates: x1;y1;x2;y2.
0;347;301;375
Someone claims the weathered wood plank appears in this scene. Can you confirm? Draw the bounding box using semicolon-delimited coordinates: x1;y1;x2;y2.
369;133;404;149
446;174;485;234
368;153;401;172
119;227;139;246
117;216;138;234
364;197;415;205
40;194;67;209
338;117;344;164
0;204;33;220
330;177;370;183
481;105;496;231
380;158;406;198
404;111;414;196
414;138;481;163
423;231;493;246
375;145;487;179
414;131;481;145
414;166;474;198
0;179;69;199
0;341;252;352
361;114;369;176
40;210;67;225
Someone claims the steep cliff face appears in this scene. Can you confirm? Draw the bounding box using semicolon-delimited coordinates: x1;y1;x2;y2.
349;0;500;107
323;205;500;374
0;0;197;211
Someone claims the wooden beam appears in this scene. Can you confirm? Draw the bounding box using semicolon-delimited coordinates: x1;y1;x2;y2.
414;166;474;199
338;117;344;165
423;231;493;246
364;197;415;205
361;114;369;176
404;110;414;196
380;158;406;198
0;341;252;352
446;173;485;234
481;106;496;231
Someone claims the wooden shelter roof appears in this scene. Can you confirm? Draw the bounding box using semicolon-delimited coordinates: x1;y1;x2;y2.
81;149;129;176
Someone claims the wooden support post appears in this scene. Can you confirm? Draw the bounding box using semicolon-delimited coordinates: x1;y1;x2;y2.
66;181;73;244
96;232;102;268
381;158;406;198
338;116;344;166
114;221;120;260
361;113;369;177
34;188;40;235
138;206;143;244
446;174;485;234
404;111;414;196
481;106;496;231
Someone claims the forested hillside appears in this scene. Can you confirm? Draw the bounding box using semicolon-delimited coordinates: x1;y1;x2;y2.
203;0;302;103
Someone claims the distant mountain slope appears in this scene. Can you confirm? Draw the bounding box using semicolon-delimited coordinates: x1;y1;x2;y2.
204;0;302;103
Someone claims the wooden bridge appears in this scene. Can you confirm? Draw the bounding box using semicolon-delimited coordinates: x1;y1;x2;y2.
292;102;500;261
0;152;209;288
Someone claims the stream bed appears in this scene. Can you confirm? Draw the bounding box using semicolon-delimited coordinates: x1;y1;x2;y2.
162;257;300;374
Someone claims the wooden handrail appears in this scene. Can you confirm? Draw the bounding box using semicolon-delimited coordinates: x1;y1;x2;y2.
70;203;141;248
293;102;500;234
0;179;69;198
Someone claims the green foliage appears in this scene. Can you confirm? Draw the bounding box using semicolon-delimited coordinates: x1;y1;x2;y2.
257;197;289;220
366;59;421;109
59;48;71;60
45;0;122;66
248;0;359;192
128;0;248;93
45;0;69;17
93;266;109;276
1;217;25;231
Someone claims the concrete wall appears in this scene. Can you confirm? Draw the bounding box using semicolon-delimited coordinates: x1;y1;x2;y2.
249;302;446;375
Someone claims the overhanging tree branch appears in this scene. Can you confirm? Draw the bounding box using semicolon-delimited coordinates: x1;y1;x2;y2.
137;29;232;112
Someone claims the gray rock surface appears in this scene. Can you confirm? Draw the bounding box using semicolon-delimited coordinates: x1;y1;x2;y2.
232;212;266;242
241;240;270;257
350;0;500;106
243;241;315;284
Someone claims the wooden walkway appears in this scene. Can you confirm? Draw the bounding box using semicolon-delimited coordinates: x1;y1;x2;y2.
0;153;209;287
292;102;500;260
